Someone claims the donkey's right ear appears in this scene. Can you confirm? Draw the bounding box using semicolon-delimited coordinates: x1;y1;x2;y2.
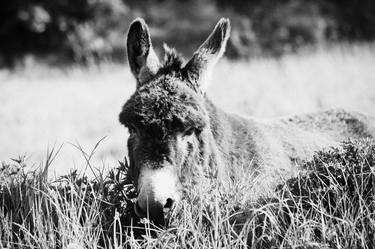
127;18;160;87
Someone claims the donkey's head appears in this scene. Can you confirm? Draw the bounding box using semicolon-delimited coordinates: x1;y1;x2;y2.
119;18;230;225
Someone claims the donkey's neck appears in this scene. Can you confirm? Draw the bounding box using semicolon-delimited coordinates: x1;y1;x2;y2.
202;97;260;177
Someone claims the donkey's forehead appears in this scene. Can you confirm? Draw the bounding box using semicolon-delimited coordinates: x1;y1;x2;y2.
130;76;202;115
119;77;207;134
140;74;185;92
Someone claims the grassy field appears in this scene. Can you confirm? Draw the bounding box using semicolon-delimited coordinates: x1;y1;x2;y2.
1;44;375;176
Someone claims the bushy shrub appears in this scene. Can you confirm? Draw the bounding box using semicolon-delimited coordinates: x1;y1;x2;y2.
245;139;375;248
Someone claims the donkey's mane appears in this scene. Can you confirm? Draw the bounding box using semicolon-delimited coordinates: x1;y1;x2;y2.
156;46;200;92
158;47;184;75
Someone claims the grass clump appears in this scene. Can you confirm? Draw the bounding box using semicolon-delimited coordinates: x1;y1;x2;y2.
0;152;137;249
1;139;375;248
245;139;375;248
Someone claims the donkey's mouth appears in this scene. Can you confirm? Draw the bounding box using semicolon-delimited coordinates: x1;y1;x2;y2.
134;200;173;227
134;201;147;218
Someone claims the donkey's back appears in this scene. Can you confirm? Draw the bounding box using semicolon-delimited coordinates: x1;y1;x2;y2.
284;108;375;140
222;107;375;195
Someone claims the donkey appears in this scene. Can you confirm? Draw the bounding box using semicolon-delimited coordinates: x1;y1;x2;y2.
119;18;375;226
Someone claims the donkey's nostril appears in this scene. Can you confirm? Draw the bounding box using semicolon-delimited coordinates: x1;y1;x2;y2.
163;198;174;213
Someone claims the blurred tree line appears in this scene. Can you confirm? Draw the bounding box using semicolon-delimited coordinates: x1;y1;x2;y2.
1;0;375;66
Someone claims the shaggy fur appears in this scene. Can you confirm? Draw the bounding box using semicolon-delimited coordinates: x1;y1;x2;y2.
203;104;375;194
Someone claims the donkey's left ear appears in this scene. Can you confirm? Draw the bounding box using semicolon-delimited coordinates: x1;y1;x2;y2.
183;18;230;91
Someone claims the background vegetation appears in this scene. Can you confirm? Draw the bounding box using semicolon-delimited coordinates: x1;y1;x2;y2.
1;0;375;66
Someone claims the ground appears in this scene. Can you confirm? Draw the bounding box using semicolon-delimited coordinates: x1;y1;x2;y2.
1;44;375;176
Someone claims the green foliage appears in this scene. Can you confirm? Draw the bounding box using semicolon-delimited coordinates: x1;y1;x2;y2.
1;0;375;66
329;0;375;40
0;0;130;65
218;0;375;57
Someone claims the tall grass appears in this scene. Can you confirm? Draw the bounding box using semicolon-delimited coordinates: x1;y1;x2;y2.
1;139;375;248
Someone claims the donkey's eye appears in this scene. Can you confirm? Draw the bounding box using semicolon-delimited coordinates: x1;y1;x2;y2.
183;127;195;136
128;125;137;135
